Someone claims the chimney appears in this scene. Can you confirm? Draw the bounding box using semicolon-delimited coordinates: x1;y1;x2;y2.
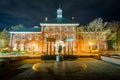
71;17;75;20
45;17;48;22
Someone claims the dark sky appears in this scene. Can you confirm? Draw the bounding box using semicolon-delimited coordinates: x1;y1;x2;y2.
0;0;120;29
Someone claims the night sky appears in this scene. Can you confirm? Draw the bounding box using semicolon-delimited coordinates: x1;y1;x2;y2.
0;0;120;30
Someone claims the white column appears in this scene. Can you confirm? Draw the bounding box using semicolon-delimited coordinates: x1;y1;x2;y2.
13;43;17;51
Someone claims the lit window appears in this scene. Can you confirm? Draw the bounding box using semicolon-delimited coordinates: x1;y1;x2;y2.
14;34;18;41
20;43;24;50
58;35;61;40
45;27;49;32
103;35;106;40
96;36;99;40
65;34;68;38
21;34;25;40
65;27;68;32
104;43;107;50
35;35;39;40
13;43;17;50
52;34;55;38
52;27;55;32
45;34;48;41
45;34;48;38
29;34;32;40
59;27;61;32
71;34;75;39
71;27;75;31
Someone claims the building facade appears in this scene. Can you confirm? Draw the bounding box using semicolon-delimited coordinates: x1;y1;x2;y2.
9;7;108;55
9;7;80;55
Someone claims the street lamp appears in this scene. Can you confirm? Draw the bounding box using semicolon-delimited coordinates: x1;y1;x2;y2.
88;42;92;53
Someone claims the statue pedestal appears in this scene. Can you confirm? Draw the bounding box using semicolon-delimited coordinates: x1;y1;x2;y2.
56;55;63;62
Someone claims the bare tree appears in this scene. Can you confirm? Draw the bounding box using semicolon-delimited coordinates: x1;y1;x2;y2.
10;24;24;31
78;18;111;52
0;28;9;50
106;21;120;50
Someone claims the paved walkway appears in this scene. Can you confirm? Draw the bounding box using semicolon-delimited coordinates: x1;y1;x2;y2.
7;58;120;80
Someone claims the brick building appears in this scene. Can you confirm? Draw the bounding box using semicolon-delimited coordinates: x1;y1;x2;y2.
9;7;108;55
9;7;80;55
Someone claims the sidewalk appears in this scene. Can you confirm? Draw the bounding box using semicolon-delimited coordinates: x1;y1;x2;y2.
101;56;120;65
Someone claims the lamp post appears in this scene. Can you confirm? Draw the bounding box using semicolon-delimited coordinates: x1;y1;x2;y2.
55;40;64;62
32;44;35;54
88;42;92;53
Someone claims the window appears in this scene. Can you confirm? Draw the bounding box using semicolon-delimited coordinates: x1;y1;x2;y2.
52;34;55;38
103;35;106;40
13;43;17;50
104;43;107;50
45;34;48;38
58;35;61;40
14;34;18;41
71;27;75;31
65;27;68;32
20;43;24;50
65;34;68;38
35;35;39;40
44;34;48;41
96;36;99;40
52;27;55;32
71;34;75;39
29;34;32;40
45;27;49;32
58;27;61;32
96;44;99;50
21;34;25;40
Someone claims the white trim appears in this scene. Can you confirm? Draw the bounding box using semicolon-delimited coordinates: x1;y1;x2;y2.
9;32;41;34
40;23;79;26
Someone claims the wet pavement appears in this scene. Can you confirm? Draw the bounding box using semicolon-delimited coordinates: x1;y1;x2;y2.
0;58;120;80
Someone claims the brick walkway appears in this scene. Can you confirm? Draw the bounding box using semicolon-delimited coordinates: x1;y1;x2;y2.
3;58;119;80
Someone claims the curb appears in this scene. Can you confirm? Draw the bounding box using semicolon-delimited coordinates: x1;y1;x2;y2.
101;56;120;65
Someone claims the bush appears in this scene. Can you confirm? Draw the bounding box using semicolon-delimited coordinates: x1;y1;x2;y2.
1;50;8;53
0;59;6;67
10;50;26;55
0;47;9;53
41;55;79;60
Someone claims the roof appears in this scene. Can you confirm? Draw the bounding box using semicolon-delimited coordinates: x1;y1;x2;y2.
10;26;41;33
43;18;78;24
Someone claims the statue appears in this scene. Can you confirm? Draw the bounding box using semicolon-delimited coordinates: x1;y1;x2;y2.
58;44;62;54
